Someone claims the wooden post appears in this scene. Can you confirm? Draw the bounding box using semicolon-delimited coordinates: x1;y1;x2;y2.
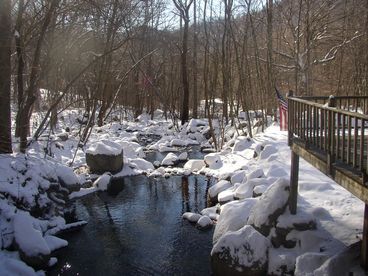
327;95;336;176
289;150;299;214
287;90;294;147
361;204;368;270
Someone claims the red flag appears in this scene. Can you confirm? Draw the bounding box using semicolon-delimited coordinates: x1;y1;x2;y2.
275;88;288;131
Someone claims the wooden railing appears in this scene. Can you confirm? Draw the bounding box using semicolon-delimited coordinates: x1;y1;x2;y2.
287;94;368;269
288;95;368;184
295;95;368;114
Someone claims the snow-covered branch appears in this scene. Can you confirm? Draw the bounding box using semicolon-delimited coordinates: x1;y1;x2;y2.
313;33;363;65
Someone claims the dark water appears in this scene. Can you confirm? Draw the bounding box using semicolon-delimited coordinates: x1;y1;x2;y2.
50;175;215;276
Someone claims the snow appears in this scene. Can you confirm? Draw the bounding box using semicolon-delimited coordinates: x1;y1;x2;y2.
161;152;178;166
13;212;50;257
86;140;122;156
230;170;247;184
1;108;366;275
232;136;253;152
211;225;270;267
92;173;112;191
44;235;68;251
55;165;80;186
196;216;213;229
208;180;232;200
204;153;222;169
183;159;205;172
247;178;290;228
129;158;154;171
213;199;257;244
295;252;329;276
0;252;37;276
182;212;202;223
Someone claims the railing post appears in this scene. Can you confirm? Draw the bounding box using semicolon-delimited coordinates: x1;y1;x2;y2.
287;90;294;147
362;204;368;270
327;95;336;176
289;151;299;215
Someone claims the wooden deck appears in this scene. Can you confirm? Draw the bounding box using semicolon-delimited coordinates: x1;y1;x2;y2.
287;94;368;269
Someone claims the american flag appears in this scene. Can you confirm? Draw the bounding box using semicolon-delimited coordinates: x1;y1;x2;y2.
275;88;288;131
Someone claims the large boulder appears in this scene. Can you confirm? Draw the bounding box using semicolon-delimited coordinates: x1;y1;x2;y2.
213;198;257;244
211;225;270;275
86;140;124;174
271;211;316;248
247;178;290;236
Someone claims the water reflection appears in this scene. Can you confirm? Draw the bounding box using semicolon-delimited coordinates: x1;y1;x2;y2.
50;175;215;276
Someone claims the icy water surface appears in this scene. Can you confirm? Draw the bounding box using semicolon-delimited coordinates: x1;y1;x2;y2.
50;175;215;275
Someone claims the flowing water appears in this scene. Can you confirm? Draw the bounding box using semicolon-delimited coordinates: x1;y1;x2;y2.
50;175;215;276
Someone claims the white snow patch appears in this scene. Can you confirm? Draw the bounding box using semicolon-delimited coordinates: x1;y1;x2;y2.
86;140;122;156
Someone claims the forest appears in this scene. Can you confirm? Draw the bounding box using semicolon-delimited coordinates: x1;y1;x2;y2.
0;0;367;152
1;1;368;275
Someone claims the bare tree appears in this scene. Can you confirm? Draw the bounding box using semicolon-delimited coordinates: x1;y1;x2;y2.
173;0;194;125
0;0;12;153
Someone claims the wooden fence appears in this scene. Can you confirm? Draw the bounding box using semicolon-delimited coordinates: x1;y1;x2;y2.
287;94;368;269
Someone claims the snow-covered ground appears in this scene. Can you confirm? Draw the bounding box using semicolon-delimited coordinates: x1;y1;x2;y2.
0;108;365;275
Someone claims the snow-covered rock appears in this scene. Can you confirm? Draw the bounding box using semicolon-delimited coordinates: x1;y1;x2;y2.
208;180;232;203
13;212;50;268
211;225;270;275
92;173;112;191
217;189;235;204
266;164;288;178
161;152;178;166
86;140;122;156
129;158;154;171
230;170;247;185
204;153;222;169
259;144;277;160
55;165;80;192
182;212;202;223
0;253;37;276
246;168;265;180
86;140;124;174
234;178;268;200
295;252;329;276
232;136;252;152
120;141;145;158
158;144;178;153
213;198;257;244
178;152;188;161
247;178;290;236
183;159;205;172
186;118;207;133
201;206;220;220
196;215;213;229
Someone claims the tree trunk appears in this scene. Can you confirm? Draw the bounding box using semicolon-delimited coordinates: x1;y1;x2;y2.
0;0;12;153
17;0;59;152
14;0;25;138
